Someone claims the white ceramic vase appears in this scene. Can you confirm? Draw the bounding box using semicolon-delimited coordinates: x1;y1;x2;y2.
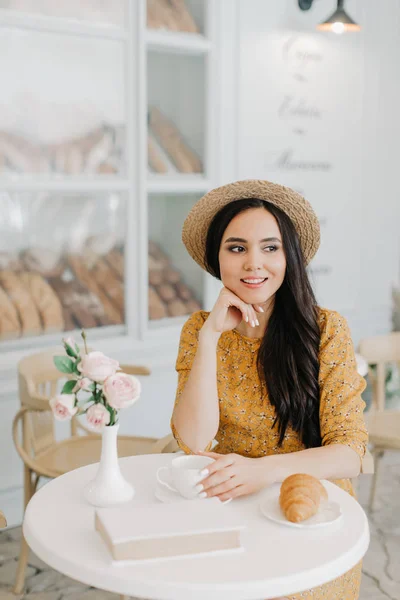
84;423;135;507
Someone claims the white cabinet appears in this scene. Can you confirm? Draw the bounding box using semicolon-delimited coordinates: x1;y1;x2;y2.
0;0;222;353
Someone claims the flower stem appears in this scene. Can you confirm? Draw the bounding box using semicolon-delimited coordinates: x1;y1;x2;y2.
81;330;88;355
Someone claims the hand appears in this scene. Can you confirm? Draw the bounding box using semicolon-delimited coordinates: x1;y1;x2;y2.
200;287;264;338
195;451;278;502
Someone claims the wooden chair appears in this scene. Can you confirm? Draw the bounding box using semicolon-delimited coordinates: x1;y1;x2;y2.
150;432;180;454
358;332;400;510
12;347;158;596
0;510;6;529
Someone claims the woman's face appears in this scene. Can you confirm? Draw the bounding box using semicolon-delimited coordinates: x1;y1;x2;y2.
218;207;286;305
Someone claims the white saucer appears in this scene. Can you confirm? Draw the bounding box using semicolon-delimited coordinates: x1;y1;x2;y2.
259;484;342;529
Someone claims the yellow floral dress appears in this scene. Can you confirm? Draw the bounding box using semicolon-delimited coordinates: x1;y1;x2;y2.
171;307;368;600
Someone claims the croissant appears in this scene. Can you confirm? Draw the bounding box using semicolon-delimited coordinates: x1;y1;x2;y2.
279;473;328;523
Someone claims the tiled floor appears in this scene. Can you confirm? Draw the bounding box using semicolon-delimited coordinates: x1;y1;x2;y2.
0;451;399;600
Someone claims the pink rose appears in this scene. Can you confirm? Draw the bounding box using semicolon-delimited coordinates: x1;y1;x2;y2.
86;403;110;431
103;373;141;410
78;351;119;383
78;377;92;390
49;394;77;421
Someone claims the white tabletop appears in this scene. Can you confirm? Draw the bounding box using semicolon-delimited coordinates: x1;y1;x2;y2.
24;453;370;600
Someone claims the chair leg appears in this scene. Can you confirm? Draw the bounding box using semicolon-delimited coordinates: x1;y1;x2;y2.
13;467;36;595
369;450;384;511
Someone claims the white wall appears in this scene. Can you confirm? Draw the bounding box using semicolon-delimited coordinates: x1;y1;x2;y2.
235;0;400;343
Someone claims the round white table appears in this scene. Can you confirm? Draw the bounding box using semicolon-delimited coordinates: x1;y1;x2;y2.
24;453;370;600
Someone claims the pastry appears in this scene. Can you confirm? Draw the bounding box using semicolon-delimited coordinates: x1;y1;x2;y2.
91;258;125;320
0;284;21;340
279;473;328;523
167;298;188;317
157;283;176;303
148;135;168;173
67;255;122;324
104;247;124;279
149;286;168;320
21;247;64;278
149;106;203;173
49;278;111;329
168;0;199;33
20;272;64;333
0;251;23;271
0;271;42;337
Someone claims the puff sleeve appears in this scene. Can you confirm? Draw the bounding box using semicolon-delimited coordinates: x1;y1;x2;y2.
170;311;213;454
318;310;368;461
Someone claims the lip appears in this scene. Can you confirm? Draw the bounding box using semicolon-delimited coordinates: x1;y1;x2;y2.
240;277;268;289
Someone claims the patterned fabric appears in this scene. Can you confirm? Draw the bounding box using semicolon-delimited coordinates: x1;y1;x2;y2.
171;307;368;600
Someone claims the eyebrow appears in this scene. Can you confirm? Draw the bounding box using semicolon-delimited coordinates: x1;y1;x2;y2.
223;237;282;244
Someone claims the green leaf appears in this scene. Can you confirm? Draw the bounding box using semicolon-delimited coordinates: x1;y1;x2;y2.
64;344;78;359
53;356;75;374
88;383;96;392
61;380;76;394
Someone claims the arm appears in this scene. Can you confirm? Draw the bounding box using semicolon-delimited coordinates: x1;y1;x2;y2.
171;326;220;453
270;310;368;481
264;443;362;481
171;290;261;454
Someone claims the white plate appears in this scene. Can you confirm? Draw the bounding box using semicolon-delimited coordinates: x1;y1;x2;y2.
259;484;342;529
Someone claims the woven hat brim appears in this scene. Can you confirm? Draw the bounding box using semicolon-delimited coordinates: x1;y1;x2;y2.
182;179;320;270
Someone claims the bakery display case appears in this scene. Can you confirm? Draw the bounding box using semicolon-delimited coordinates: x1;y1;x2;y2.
0;0;219;349
0;191;126;341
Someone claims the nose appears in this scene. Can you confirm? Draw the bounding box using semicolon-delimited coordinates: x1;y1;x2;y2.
243;249;263;272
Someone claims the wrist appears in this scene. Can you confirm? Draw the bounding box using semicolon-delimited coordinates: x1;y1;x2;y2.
199;326;221;346
260;453;287;485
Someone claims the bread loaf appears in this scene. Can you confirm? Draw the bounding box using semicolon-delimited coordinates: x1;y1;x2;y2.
0;271;42;337
21;247;64;278
0;284;21;340
149;106;203;173
279;473;328;523
67;255;122;325
20;272;64;334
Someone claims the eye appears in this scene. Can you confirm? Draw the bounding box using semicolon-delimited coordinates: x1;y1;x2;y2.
263;245;278;252
228;245;245;253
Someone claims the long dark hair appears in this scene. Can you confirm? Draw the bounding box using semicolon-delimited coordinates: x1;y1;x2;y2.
205;198;322;449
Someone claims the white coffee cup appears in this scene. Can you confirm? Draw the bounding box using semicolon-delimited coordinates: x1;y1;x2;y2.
156;455;231;503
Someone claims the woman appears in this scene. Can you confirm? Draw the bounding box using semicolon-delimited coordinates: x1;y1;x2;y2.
171;179;368;600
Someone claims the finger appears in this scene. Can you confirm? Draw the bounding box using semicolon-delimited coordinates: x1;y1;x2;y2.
198;454;235;478
199;466;235;492
253;304;265;314
251;306;259;327
203;477;237;498
217;484;245;502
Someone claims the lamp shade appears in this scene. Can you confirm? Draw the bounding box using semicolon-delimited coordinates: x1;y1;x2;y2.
317;1;361;33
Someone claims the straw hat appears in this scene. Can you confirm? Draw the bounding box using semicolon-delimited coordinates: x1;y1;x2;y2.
182;179;320;270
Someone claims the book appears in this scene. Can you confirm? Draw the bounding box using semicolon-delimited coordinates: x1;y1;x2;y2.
95;498;245;563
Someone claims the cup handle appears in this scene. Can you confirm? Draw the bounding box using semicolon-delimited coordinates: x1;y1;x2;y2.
156;466;178;493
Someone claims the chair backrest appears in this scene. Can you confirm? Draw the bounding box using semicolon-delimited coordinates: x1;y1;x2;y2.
358;332;400;412
151;433;180;454
0;510;6;528
18;346;69;455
